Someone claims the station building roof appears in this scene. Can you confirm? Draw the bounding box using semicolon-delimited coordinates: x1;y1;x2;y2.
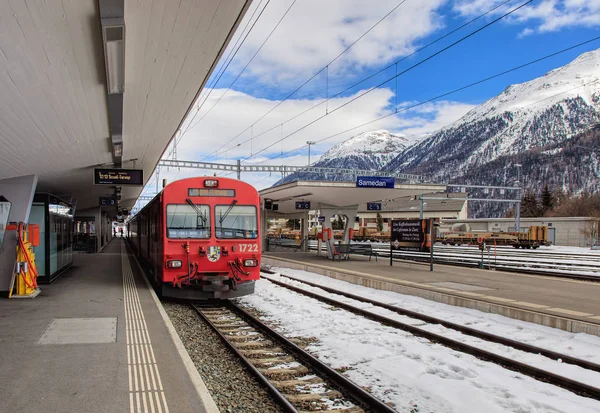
0;0;251;212
259;180;448;216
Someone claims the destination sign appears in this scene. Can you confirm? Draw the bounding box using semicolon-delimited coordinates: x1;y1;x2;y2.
94;168;144;186
356;176;394;189
188;188;235;197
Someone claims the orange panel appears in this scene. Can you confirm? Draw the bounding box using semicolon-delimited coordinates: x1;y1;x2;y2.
29;224;40;247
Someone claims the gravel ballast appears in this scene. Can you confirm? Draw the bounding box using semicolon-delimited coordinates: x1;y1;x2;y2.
163;302;284;413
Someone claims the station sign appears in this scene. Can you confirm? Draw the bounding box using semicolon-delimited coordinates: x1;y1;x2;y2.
318;216;325;223
391;219;431;252
94;168;144;186
367;202;382;211
295;201;311;210
99;197;117;207
356;176;394;189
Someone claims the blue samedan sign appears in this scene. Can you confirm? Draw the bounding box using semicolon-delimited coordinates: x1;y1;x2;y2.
356;176;394;189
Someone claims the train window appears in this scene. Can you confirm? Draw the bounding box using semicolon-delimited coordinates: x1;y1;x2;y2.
166;204;210;239
215;205;258;239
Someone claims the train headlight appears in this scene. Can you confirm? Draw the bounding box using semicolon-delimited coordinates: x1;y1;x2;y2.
243;259;258;267
166;260;182;268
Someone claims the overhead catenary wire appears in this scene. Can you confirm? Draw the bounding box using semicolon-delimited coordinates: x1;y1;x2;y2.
180;0;266;136
184;0;298;135
165;0;271;162
211;0;516;160
235;0;535;164
203;0;413;161
239;35;600;172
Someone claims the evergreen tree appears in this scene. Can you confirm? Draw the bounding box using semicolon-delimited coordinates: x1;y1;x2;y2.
541;185;554;214
521;191;541;217
376;212;384;232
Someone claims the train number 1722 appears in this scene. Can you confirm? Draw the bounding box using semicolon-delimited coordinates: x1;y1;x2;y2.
238;244;259;252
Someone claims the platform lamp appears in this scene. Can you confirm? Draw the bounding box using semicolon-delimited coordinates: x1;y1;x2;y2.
101;19;125;94
306;141;316;165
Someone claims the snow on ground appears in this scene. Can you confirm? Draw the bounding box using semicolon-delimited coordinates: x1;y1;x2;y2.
266;267;600;364
259;272;600;387
240;270;600;413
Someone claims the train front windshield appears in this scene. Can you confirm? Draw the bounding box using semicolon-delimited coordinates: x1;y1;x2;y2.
166;204;211;239
215;205;258;239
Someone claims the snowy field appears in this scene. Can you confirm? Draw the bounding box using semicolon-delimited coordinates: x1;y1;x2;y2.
240;267;600;413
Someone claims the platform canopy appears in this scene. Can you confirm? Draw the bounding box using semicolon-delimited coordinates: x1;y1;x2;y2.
0;0;251;212
259;180;448;217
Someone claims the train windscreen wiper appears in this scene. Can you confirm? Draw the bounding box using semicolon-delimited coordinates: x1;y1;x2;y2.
219;200;238;225
186;198;207;228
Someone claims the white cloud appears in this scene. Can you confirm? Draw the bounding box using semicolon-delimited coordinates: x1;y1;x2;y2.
227;0;448;85
176;88;474;162
454;0;600;35
517;27;535;38
139;91;473;203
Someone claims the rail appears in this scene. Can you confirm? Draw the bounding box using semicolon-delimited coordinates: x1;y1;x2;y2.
259;271;600;401
298;240;600;281
192;302;395;413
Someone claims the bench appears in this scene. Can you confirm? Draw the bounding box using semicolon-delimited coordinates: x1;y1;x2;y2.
334;243;378;261
349;243;378;261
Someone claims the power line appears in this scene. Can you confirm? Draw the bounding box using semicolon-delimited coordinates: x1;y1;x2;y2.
184;0;297;135
240;35;600;173
203;0;413;161
179;0;266;136
211;0;517;160
236;0;535;163
165;0;271;161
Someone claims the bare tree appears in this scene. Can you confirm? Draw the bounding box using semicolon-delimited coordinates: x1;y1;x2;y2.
581;218;600;246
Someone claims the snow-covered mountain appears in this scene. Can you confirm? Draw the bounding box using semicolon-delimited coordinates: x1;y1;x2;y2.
273;48;600;218
385;49;600;178
276;130;407;183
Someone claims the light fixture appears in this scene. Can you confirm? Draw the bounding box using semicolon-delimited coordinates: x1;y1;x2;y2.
102;20;125;94
113;142;123;157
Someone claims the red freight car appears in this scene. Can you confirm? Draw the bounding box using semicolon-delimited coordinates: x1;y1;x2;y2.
127;177;260;299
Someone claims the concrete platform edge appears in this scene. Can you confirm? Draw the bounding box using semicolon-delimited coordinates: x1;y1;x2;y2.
129;251;220;413
263;255;600;337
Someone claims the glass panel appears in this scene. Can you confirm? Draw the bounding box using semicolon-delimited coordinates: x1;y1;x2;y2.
49;209;58;274
166;204;210;239
29;203;46;277
215;205;258;239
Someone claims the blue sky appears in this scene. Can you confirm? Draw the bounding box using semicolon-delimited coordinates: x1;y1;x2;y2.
141;0;600;201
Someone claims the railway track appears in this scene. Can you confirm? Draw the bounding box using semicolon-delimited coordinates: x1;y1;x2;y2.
260;270;600;402
191;302;395;413
298;241;600;281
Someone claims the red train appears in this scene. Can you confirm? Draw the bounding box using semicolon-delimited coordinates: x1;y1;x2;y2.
127;177;261;300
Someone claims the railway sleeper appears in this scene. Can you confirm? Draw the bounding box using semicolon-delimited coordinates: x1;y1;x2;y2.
239;348;287;358
259;366;310;377
225;334;263;343
270;377;324;391
283;391;344;403
251;356;295;367
233;340;275;350
298;407;365;413
211;323;249;330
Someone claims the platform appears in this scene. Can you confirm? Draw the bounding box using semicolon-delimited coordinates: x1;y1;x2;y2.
263;251;600;336
0;238;217;413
